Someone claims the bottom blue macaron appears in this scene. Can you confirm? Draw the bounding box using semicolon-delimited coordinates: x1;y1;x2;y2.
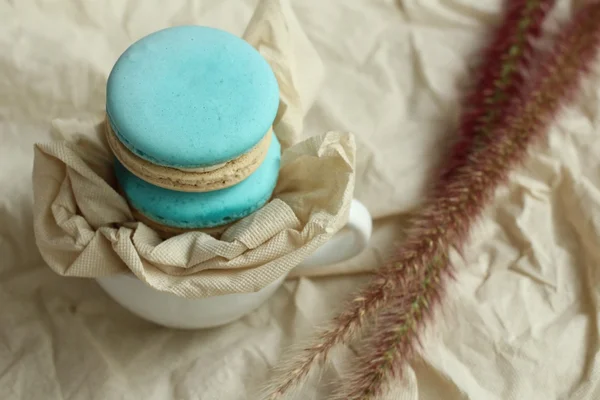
114;133;281;229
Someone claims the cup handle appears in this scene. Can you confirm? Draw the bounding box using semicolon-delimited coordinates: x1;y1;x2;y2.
297;199;373;268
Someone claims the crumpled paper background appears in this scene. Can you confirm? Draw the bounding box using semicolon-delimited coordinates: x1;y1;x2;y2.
2;0;600;399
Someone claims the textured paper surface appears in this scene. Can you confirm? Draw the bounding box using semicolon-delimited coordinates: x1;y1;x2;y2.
2;0;600;399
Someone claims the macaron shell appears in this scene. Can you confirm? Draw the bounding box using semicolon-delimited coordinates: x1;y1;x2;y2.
115;133;281;229
106;25;280;168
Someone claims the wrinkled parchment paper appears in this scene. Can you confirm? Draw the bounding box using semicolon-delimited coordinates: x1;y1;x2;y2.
31;0;355;298
2;0;600;399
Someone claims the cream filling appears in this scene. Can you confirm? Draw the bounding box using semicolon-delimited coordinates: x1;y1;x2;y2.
174;162;227;173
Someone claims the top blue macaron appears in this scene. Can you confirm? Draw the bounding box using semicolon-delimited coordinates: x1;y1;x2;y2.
106;25;280;168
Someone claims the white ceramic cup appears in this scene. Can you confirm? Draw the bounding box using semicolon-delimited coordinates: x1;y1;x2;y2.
96;199;372;329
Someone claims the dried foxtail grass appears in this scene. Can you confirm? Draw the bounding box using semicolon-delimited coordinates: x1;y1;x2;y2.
332;4;600;398
262;1;600;399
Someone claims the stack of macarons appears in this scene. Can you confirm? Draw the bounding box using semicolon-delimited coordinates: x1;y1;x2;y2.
105;25;281;236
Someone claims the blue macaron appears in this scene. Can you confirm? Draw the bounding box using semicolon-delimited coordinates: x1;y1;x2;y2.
106;25;280;169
